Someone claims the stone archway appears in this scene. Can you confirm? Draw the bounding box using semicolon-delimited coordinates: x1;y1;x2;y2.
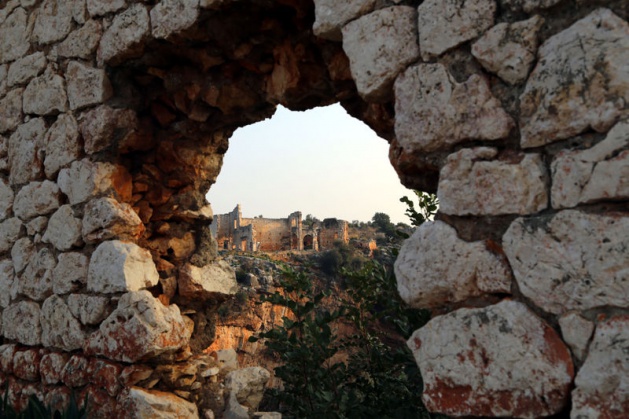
303;234;314;250
0;0;628;417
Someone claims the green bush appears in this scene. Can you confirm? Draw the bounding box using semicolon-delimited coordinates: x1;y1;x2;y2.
0;388;88;419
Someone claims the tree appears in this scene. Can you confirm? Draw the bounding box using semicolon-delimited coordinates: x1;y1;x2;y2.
400;191;438;227
371;212;396;242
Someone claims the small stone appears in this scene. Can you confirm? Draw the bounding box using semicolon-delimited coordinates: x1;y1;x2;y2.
572;315;629;418
86;0;127;17
19;247;56;301
312;0;375;41
471;16;544;85
0;259;16;308
66;61;113;110
520;9;629;148
67;294;111;325
32;0;73;44
43;113;81;179
7;52;47;87
8;117;46;185
117;387;199;418
551;118;629;209
70;0;88;24
41;295;85;351
79;105;137;155
503;210;629;314
42;205;83;251
0;177;13;220
0;217;22;253
0;8;31;64
88;358;122;396
499;0;563;13
213;348;238;372
56;19;102;59
395;221;512;309
57;159;132;205
98;4;150;66
417;0;496;61
11;237;34;274
3;301;42;346
87;240;159;294
437;148;548;216
394;64;513;153
179;260;238;300
25;216;48;235
22;68;68;115
408;300;573;417
52;252;88;295
13;180;61;220
119;365;154;387
13;349;42;381
61;355;90;387
225;367;271;413
82;197;144;243
0;88;24;133
0;343;17;373
341;6;419;102
150;0;199;39
558;312;594;362
85;290;192;362
40;352;70;385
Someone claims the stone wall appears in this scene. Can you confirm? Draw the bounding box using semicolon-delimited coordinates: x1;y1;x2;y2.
0;0;627;417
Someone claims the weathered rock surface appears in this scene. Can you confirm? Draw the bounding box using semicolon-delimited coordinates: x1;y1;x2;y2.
313;0;376;41
471;16;543;85
11;237;34;274
52;252;88;294
67;294;111;325
150;0;199;40
82;197;144;243
408;300;573;417
85;290;191;362
520;9;629;148
8;118;46;185
395;221;511;309
41;295;85;351
86;0;127;17
13;349;42;381
19;247;55;301
118;387;199;419
7;52;46;87
0;217;22;253
179;260;238;300
56;20;103;59
438;148;548;215
3;301;42;346
22;69;68;115
558;312;594;362
43;114;81;179
341;6;419;102
79;105;137;155
87;240;159;294
32;0;73;45
503;210;629;314
499;0;563;13
13;180;61;221
66;61;112;110
98;4;150;65
225;367;270;413
57;159;131;205
40;352;70;385
572;316;629;418
0;8;30;64
42;205;83;251
0;88;23;133
417;0;496;61
394;64;513;153
0;177;13;220
0;259;17;308
551;119;629;209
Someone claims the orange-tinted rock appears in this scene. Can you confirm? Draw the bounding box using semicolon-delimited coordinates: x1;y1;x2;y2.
88;358;123;397
13;349;43;381
61;355;90;387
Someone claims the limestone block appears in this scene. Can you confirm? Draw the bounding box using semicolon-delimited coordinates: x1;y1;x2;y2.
0;8;31;64
551;119;629;209
66;61;113;110
52;252;88;295
499;0;563;13
408;300;573;417
56;20;103;59
11;237;33;274
13;349;42;381
0;177;13;221
225;367;271;412
0;88;24;133
85;290;192;362
67;294;111;325
437;148;548;216
87;358;123;397
520;9;629;148
0;259;16;308
394;64;513;153
22;69;68;115
214;348;238;372
118;387;199;418
3;301;42;346
79;105;137;155
86;0;127;17
42;205;83;251
82;197;144;243
13;180;61;220
179;260;238;300
70;0;88;24
58;159;132;205
417;0;496;61
503;210;629;314
87;240;159;294
0;343;17;373
44;114;81;179
8;117;46;185
341;6;419;102
151;0;200;39
395;221;511;309
7;52;47;87
40;295;85;351
61;355;90;387
0;217;22;253
20;247;56;301
572;316;629;418
32;0;73;44
25;216;47;236
471;16;543;85
98;4;150;66
558;312;594;362
40;352;70;385
313;0;376;41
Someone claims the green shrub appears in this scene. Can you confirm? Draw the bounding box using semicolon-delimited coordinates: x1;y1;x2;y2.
0;387;88;419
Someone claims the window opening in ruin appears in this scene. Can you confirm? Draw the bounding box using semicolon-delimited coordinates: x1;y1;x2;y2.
303;234;314;250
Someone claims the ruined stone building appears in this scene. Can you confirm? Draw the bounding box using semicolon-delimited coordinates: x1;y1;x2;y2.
210;204;349;252
0;0;628;417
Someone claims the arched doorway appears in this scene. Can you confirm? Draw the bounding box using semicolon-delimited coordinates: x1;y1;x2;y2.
303;234;314;250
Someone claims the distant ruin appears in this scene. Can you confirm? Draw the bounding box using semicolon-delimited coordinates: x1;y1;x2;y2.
210;205;349;252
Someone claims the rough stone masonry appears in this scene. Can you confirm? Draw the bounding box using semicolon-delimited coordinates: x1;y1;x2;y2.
0;0;627;417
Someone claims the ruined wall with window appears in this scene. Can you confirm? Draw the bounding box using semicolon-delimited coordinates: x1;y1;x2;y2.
0;0;628;417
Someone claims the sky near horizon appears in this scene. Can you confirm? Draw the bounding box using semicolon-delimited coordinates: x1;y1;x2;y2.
206;104;415;225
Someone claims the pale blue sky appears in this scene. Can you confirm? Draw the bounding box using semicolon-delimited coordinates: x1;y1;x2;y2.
206;104;414;224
